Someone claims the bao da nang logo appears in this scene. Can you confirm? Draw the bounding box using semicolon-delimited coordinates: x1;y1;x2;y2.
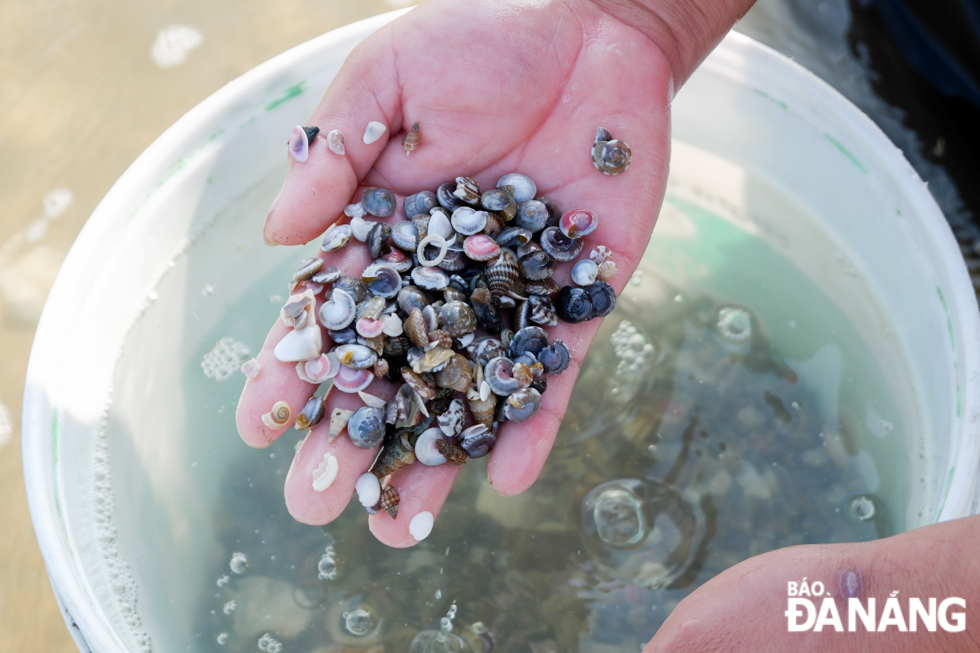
785;578;966;632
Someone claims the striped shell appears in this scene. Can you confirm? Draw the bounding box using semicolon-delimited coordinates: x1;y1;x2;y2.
485;249;519;302
379;485;400;519
402;121;420;154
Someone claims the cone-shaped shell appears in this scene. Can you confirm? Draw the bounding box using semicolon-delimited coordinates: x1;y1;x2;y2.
485;249;518;302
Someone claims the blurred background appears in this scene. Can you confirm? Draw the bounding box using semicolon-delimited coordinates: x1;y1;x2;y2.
0;0;976;649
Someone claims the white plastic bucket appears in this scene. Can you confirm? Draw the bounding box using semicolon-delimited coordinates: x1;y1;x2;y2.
23;9;980;652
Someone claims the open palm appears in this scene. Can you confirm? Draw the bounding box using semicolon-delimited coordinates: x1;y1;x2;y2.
236;0;673;547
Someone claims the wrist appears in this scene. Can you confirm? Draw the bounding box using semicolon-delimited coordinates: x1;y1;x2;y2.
587;0;756;86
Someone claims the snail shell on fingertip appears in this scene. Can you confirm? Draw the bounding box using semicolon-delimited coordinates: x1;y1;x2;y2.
261;401;291;429
328;408;354;440
592;128;632;175
559;208;599;238
571;259;599;286
321;223;352;252
503;387;542;422
405;190;438;217
295;395;325;431
292;257;323;282
347;406;386;449
241;358;261;380
460;423;496;458
363;121;387;145
596;260;619;281
355;472;381;507
585;280;617;318
539;339;571;375
379;485;400;519
326;129;345;155
555;286;592;323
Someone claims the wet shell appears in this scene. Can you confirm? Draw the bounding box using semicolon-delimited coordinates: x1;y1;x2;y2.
326;129;345;155
319;288;357;330
540;226;584;261
329;327;357;344
571;259;599;286
380;313;403;337
358;264;398;299
417;234;449;267
437;398;466;437
404;308;429;349
355;317;384;339
261;401;291;429
386;383;414;424
537;196;563;228
484;357;526;396
241;358;261;380
414;346;454;374
480;188;518;221
585;280;617;318
401;366;437;400
509;326;549;358
373;358;390;378
347;406;386;448
334;276;369;303
469;287;502;334
437;301;477;337
328;407;354;440
485;249;519;302
391;220;420;251
280;289;316;327
503;387;542;422
349;215;373;240
367;222;392;259
321;223;352;252
470;336;507;366
296;352;340;384
596;260;619;282
523;278;559;297
592;132;632;176
377;247;413;273
426;329;453;351
294;395;325;430
287;125;312;162
292;258;323;283
460;423;496;458
415;427;448;466
379;485;400;519
411;265;449;291
383;335;411;358
371;415;432;478
332;364;375;394
402;121;420;154
453;176;481;205
404;190;437;217
518;250;556;280
538;339;571;375
434;353;473;393
451;206;488;235
398;286;432;314
559;208;599;238
437;182;466;211
528;295;558;327
436;439;468;466
495;226;532;248
463;234;500;262
482;211;505;236
514;200;550;233
497;173;537;203
590;245;613;264
438;249;468;273
555;286;592;323
412;214;430;241
443;286;468;304
312;266;342;285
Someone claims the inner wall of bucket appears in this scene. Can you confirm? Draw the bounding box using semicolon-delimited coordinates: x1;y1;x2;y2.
44;27;957;653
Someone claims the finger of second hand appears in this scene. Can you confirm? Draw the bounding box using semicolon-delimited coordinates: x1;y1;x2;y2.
284;386;383;525
368;461;463;548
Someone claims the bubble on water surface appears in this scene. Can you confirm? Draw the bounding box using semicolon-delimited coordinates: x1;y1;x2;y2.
592;487;646;547
317;546;338;580
202;337;250;381
848;495;876;521
344;608;375;636
216;632;228;645
257;633;283;653
717;307;752;342
222;600;236;614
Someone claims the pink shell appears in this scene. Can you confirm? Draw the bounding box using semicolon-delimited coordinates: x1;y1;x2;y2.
463;234;501;261
559;208;598;238
287;126;309;162
356;317;385;338
332;364;374;394
381;248;407;264
296;353;339;384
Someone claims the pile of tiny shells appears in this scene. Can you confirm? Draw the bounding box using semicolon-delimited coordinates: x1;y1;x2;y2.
251;126;630;520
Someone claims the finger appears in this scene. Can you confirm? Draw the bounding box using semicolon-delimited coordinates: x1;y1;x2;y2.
283;386;385;525
264;29;402;246
235;319;320;448
368;461;463;548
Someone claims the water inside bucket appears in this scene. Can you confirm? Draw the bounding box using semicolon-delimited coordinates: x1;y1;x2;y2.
91;142;926;652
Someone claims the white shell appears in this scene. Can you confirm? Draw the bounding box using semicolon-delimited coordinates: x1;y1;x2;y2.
415;427;447;466
416;234;448;267
437;398;466;437
363;121;387;144
241;358;261;380
273;323;322;362
381;313;403;337
319;288;356;330
350;215;374;241
480;381;492;402
355;472;381;507
409;511;435;541
321;224;352;252
345;202;367;219
280;289;316;328
427;212;455;240
311;453;339;492
328;408;354;441
358;390;387;409
411;266;449;291
497;173;537;203
451;207;488;236
590;245;613;264
326;129;345;155
296;352;339;384
571;259;599;286
457;332;475;348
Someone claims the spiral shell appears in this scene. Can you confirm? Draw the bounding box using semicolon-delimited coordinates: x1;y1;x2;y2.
362;187;397;218
463;234;501;262
434;353;473;393
437;300;477;337
480;188;518;221
538;340;571;375
334;276;369;303
379;485;400;519
292;258;323;283
514;200;550;233
454;176;481;205
596;260;619;282
312;266;342;285
347;406;386;449
503;387;542;422
437;182;466;211
391;220;420;251
411;265;449;291
367;222;392;259
571;259;599;286
294;395;325;431
497;173;537;203
361;263;401;298
495;226;532;248
460;423;496;458
528;295;558;327
540;227;584;262
405;190;437;217
585;280;617;318
261;401;291;429
592;128;632;175
319;288;357;330
485;249;519;302
482;211;505;235
402;121;420;154
404;308;428;349
321;223;352;252
559;208;599;238
451;206;488;235
436;438;469;466
401;366;437;400
523;278;560;297
555;286;592;323
518;250;556;280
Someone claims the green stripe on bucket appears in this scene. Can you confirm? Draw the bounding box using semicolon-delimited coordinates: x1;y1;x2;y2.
265;82;306;111
824;134;867;173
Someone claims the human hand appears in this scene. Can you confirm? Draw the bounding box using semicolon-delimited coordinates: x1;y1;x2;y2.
236;0;749;547
645;515;980;651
